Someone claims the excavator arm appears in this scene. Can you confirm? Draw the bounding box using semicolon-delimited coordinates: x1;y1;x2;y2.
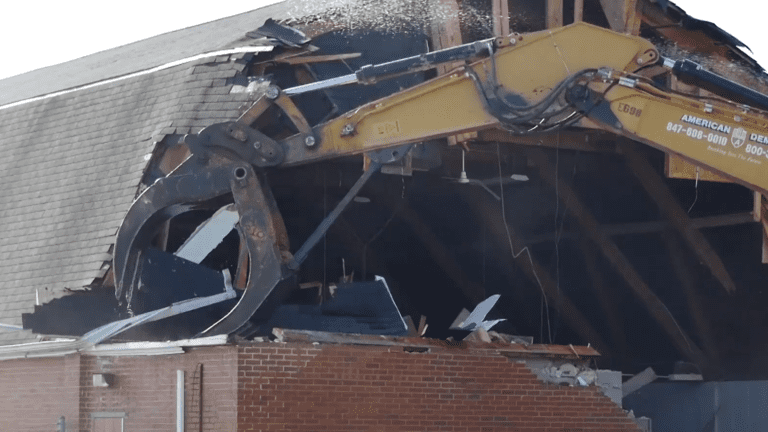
582;74;768;195
113;22;768;335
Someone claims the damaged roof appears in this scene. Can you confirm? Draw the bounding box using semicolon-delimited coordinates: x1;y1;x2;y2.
0;1;289;107
0;5;290;345
0;0;766;367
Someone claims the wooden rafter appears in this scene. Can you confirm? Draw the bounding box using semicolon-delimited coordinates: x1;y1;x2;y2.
521;212;755;245
574;0;584;22
459;188;611;354
430;0;463;73
623;144;737;294
528;149;709;367
430;0;466;147
492;0;510;37
662;230;721;366
754;193;768;264
599;0;641;34
578;237;629;360
546;0;563;28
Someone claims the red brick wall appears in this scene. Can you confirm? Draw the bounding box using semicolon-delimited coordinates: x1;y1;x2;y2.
238;343;641;432
0;343;640;431
0;354;79;432
0;346;238;432
79;346;238;432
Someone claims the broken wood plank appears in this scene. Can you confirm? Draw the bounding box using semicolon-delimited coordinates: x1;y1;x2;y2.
430;0;465;146
528;149;709;368
574;0;584;22
623;144;737;295
521;212;756;244
546;0;564;28
492;0;510;37
404;316;418;336
763;220;768;264
418;315;428;336
272;328;600;358
277;53;362;65
599;0;639;34
624;0;642;35
622;367;657;397
430;0;463;75
753;191;762;222
755;193;768;263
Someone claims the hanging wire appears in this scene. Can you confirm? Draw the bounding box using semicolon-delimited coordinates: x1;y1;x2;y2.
553;132;562;342
323;167;328;289
496;143;552;344
687;167;700;214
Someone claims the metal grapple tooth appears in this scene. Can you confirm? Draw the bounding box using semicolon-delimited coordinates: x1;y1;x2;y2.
113;160;234;305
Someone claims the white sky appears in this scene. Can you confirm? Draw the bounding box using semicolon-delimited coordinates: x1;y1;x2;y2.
0;0;764;81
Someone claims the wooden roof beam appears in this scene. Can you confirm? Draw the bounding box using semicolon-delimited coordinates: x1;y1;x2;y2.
459;186;612;356
623;144;738;294
599;0;641;35
528;148;709;368
574;0;584;23
662;230;722;369
520;212;755;244
578;237;630;362
753;193;768;264
546;0;563;28
493;0;510;36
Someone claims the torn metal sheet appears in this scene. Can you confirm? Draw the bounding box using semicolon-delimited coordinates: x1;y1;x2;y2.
449;294;505;331
622;367;659;398
247;18;310;47
0;335;229;361
138;248;233;312
175;204;239;264
265;275;408;336
596;369;623;406
82;270;236;345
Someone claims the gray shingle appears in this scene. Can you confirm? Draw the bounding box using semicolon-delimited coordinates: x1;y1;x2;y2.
0;42;266;340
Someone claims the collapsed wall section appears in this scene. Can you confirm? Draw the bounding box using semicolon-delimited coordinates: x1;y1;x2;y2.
0;340;641;431
238;342;641;431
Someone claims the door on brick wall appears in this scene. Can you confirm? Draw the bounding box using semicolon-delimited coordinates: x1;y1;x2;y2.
93;417;123;432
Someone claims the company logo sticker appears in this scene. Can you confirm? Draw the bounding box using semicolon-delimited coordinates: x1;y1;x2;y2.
731;127;747;148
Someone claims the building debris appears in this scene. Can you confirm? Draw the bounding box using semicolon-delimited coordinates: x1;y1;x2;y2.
449;294;505;331
247;18;311;47
270;326;599;359
525;358;599;387
174;204;239;264
596;369;623;405
623;367;659;398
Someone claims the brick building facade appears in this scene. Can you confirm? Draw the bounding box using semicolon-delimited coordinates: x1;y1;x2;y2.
0;337;640;431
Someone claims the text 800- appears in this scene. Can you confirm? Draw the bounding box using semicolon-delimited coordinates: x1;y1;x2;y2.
666;122;727;145
746;144;766;156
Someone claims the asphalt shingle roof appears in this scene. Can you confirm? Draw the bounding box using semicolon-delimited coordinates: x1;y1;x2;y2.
0;8;287;345
0;1;290;106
